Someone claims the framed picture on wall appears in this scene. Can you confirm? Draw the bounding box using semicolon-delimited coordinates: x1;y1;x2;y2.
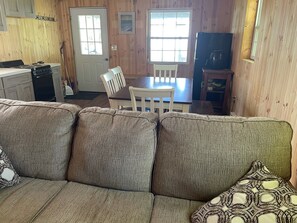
118;12;135;34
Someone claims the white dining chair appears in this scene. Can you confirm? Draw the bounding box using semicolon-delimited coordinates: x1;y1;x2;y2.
108;66;126;89
153;64;178;82
100;71;120;98
129;86;174;115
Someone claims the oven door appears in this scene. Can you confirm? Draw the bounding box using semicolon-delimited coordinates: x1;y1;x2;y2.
32;72;56;101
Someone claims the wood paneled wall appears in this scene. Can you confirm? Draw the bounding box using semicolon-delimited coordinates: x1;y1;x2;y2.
57;0;234;90
0;0;61;65
230;1;297;186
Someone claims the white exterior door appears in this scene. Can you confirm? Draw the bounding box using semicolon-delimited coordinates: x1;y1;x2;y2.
70;8;109;92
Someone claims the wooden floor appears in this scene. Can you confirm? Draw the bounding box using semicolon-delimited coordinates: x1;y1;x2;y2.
65;92;216;115
65;92;110;108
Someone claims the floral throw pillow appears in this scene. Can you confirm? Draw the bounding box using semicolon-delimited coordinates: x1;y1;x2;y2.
0;145;20;189
191;160;297;223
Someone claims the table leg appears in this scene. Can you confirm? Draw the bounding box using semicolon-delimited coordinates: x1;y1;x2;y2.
109;100;118;109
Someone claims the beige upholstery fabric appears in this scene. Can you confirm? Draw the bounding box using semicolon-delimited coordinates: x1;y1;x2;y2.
0;177;67;223
153;112;293;201
68;107;158;192
150;195;204;223
34;182;154;223
0;99;80;180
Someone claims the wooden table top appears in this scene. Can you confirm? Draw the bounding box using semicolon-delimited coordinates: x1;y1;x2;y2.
109;77;193;104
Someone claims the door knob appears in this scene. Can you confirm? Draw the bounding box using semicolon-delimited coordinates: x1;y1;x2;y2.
105;58;109;61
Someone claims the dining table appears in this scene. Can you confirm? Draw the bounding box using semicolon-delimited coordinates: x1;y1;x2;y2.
109;76;193;112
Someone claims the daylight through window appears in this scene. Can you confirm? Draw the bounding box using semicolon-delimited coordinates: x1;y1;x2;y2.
148;10;191;63
241;0;263;60
78;15;103;55
250;0;263;60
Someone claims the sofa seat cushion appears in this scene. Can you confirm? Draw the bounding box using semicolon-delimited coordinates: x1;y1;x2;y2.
68;107;158;192
34;182;154;223
150;195;204;223
0;177;67;223
0;99;81;180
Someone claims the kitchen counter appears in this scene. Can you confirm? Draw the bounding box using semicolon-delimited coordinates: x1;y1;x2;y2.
46;63;60;68
0;68;31;78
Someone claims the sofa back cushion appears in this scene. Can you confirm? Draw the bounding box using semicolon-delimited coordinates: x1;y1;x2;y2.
152;112;293;201
0;99;80;180
68;107;158;192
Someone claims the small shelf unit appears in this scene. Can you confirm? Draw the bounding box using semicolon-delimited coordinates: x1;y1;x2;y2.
200;69;234;114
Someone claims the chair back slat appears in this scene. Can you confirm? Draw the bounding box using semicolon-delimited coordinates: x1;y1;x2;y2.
129;86;175;115
109;66;126;89
153;64;178;82
100;71;120;97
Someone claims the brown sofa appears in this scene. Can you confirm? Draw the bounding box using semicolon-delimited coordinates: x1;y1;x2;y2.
0;99;292;223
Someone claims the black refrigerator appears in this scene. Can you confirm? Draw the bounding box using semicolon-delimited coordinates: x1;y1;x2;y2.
192;32;233;100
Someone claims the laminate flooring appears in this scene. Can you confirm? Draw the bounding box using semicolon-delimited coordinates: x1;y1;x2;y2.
65;92;217;115
65;92;110;109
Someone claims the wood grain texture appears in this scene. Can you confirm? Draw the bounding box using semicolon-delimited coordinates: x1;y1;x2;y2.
57;0;233;91
0;0;61;65
230;0;297;186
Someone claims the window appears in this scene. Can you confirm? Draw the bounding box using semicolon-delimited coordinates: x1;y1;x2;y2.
78;15;103;55
241;0;263;60
250;0;263;59
148;10;191;63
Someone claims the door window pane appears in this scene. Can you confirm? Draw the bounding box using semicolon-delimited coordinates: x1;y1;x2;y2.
86;16;93;28
81;42;89;55
80;29;87;41
94;29;102;42
79;15;103;55
79;16;86;28
96;43;103;55
94;16;101;28
87;30;94;41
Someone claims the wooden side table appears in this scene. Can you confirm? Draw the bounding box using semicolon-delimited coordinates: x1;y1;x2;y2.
200;69;234;114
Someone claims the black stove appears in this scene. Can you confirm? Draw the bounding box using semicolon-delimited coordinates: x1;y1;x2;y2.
0;59;56;102
0;59;51;73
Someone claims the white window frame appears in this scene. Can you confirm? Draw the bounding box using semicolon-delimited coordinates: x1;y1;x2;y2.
147;9;192;64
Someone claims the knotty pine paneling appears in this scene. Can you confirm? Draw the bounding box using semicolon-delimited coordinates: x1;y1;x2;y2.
230;0;297;186
57;0;233;91
0;0;61;65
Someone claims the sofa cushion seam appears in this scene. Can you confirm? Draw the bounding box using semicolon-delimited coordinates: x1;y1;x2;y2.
79;110;158;124
0;101;79;120
29;181;68;223
160;115;292;126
